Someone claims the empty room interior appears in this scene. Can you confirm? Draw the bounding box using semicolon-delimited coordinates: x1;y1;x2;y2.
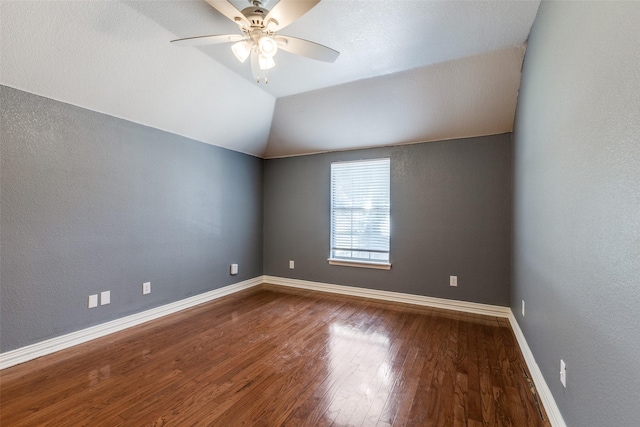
1;1;638;426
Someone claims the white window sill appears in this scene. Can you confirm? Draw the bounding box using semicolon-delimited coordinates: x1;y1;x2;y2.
327;259;392;270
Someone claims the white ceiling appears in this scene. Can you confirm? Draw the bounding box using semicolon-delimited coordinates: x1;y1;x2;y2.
1;0;541;158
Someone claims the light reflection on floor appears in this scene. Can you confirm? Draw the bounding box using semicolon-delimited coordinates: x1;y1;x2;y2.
325;321;395;425
88;364;111;387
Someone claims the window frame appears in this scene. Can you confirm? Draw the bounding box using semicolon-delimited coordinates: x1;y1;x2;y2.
328;158;391;270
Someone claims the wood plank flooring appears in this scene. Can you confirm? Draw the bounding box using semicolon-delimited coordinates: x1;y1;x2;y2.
0;285;550;426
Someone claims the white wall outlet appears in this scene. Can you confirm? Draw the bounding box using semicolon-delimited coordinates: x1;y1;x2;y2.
143;282;151;295
450;276;458;287
230;264;238;275
100;290;110;305
88;294;98;308
560;359;567;387
522;300;526;317
289;260;295;269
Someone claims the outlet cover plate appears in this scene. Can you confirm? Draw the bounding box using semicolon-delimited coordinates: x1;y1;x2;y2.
143;282;151;295
100;291;110;305
450;276;458;287
88;294;98;308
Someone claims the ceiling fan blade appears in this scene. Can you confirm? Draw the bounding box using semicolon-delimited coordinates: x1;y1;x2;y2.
204;0;250;27
170;34;246;46
264;0;321;31
276;35;339;63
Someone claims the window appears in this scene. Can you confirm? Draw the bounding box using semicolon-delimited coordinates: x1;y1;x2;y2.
329;158;391;269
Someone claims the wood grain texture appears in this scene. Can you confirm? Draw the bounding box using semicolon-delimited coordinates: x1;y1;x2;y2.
0;285;550;426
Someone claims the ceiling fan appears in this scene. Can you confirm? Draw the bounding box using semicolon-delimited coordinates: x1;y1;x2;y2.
171;0;339;83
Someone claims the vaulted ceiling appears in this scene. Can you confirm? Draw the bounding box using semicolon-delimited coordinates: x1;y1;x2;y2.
1;0;541;158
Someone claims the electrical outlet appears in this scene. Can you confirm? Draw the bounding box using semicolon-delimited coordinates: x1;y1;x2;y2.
522;300;525;317
88;294;98;308
100;291;110;305
289;260;295;269
230;264;238;275
143;282;151;295
450;276;457;287
560;359;567;387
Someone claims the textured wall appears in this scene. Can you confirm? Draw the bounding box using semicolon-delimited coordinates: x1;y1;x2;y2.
264;135;512;306
0;86;263;352
512;2;640;426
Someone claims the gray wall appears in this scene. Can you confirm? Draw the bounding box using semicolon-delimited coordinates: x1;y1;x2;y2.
264;134;512;306
0;86;263;352
512;2;640;426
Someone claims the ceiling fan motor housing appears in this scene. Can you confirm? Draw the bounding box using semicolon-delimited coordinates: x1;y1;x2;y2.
241;7;268;29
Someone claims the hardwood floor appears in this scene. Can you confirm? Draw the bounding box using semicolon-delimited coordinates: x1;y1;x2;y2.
0;285;549;426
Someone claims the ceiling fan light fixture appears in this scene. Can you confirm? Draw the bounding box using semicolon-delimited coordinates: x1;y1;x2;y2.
231;41;251;62
171;0;339;83
258;36;278;58
258;54;275;70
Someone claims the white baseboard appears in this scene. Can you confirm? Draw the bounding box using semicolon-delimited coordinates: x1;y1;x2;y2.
0;274;565;427
508;312;566;427
262;275;512;318
0;277;262;370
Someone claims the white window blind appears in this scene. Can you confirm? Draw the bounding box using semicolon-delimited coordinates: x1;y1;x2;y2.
330;158;390;264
